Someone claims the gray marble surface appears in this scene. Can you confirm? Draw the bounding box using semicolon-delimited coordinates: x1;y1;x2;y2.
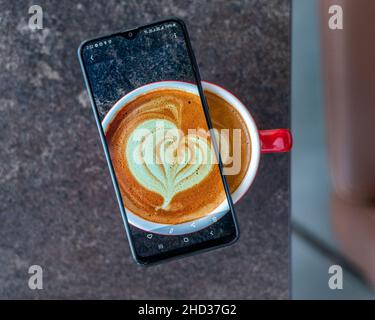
0;0;290;299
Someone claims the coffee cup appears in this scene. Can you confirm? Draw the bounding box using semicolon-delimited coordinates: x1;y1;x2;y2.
102;81;292;234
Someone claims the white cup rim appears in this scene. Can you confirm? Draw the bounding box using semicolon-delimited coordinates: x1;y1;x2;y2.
201;81;261;205
102;80;260;235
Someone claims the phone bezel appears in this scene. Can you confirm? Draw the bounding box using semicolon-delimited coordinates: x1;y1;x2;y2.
77;17;239;265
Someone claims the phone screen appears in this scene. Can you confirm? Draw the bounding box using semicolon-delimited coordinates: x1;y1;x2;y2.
79;20;238;264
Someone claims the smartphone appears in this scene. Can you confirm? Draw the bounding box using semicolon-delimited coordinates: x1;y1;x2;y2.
78;18;239;265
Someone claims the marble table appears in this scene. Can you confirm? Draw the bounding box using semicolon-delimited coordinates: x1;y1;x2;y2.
0;0;290;299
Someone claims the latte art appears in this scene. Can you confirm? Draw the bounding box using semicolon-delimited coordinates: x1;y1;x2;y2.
105;88;226;225
127;119;214;209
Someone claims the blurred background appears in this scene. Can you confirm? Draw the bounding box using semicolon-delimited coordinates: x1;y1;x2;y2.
292;0;375;299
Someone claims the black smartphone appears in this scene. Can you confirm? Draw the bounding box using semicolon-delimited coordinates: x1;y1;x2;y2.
78;18;239;265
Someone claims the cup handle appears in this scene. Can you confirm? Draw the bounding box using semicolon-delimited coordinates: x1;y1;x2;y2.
259;129;293;153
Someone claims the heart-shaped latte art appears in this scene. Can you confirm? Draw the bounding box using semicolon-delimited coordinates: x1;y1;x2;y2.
126;119;214;210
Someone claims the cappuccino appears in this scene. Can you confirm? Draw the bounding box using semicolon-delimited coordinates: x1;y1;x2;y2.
106;89;226;224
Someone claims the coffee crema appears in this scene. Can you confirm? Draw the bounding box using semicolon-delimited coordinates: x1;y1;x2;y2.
105;89;226;225
204;90;251;195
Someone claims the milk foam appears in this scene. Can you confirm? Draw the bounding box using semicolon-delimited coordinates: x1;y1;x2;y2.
126;119;213;210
